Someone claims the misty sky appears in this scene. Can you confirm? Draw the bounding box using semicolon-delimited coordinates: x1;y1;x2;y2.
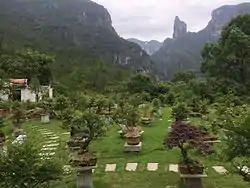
93;0;247;42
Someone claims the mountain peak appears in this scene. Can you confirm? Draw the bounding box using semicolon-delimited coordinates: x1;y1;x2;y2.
173;16;187;39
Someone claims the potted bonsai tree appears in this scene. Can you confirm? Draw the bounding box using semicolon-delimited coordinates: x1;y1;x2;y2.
10;101;26;135
124;106;142;145
140;103;153;125
68;110;105;167
164;121;211;175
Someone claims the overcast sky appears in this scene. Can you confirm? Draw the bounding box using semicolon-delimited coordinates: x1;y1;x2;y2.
93;0;248;42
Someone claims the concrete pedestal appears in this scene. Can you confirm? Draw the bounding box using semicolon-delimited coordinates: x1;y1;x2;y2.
124;142;142;152
41;114;50;124
76;166;96;188
180;174;207;188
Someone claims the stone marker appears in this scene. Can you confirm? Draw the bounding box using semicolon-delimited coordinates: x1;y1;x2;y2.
169;164;178;172
43;143;60;147
41;147;57;151
147;163;158;171
124;142;142;152
212;166;227;174
105;164;116;172
126;163;137;171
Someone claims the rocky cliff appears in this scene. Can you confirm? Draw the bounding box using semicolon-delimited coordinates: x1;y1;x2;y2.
173;16;187;39
0;0;152;77
127;38;162;55
151;2;250;80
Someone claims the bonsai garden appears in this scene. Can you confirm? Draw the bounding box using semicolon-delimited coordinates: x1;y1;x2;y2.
0;14;250;188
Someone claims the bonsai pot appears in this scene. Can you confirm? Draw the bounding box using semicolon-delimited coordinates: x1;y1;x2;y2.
125;134;141;145
67;139;86;148
70;151;97;167
179;161;204;175
141;117;152;125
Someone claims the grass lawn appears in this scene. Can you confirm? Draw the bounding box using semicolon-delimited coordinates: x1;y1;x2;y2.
18;107;250;188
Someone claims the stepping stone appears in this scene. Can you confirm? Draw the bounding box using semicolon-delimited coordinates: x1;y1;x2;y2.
105;164;116;172
44;140;58;144
169;164;178;172
42;132;54;135
39;152;55;156
213;166;227;174
168;120;172;122
48;136;59;140
125;163;137;171
43;143;60;147
41;147;57;151
62;132;70;135
147;163;158;171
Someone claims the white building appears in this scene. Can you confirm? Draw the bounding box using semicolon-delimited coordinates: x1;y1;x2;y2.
0;79;53;102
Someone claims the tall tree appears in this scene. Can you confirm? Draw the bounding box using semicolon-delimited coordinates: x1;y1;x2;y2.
0;49;53;85
29;77;41;102
201;15;250;88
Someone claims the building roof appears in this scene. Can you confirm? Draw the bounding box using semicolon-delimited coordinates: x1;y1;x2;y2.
9;79;28;86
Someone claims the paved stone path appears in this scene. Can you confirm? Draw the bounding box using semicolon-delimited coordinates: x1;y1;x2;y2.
37;128;60;159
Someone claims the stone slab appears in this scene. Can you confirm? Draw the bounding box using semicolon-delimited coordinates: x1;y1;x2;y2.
62;132;70;135
48;136;59;140
124;142;142;152
147;163;158;171
41;132;54;135
169;164;178;172
41;147;57;151
125;163;137;171
39;152;55;156
105;164;116;172
44;140;58;144
43;143;59;147
213;166;227;174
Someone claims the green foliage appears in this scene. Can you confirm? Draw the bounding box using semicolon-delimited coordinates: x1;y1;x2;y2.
0;49;53;85
172;103;190;121
223;114;250;180
202;14;250;89
0;140;63;188
29;77;41;102
10;101;26;128
0;117;4;128
70;110;106;149
53;95;69;117
188;97;208;117
171;71;196;83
